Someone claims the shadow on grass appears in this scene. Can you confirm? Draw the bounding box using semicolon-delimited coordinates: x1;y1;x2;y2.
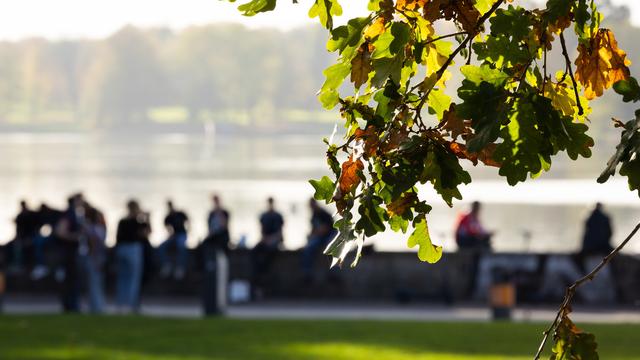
0;315;638;360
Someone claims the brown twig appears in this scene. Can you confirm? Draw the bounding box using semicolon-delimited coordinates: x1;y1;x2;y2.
559;31;584;116
533;221;640;360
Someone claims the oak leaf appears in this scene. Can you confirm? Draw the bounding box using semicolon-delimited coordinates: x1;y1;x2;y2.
351;43;373;89
575;28;631;100
354;125;379;157
339;156;364;194
364;17;386;40
387;192;418;217
442;104;471;140
396;0;427;11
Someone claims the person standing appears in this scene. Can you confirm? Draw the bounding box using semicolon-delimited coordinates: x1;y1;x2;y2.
158;200;189;279
79;204;107;314
54;194;85;312
301;199;336;282
115;199;150;313
251;197;284;298
11;200;39;272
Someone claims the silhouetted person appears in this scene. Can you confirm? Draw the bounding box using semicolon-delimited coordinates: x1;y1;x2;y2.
455;201;492;250
205;195;230;251
54;193;85;312
115;199;150;313
158;200;189;279
10;200;39;271
455;201;492;298
78;204;107;314
30;203;64;280
581;203;613;256
301;199;336;282
251;197;284;299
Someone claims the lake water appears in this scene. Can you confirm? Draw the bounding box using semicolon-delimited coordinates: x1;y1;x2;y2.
1;130;640;254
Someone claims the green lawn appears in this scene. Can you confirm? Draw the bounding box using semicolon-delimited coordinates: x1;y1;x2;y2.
0;315;638;360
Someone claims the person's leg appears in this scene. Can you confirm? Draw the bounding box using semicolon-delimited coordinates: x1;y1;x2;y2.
115;245;131;309
174;233;188;277
157;236;174;276
129;243;144;312
301;236;325;279
87;256;106;314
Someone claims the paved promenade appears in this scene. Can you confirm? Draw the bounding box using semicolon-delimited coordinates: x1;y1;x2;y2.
2;294;640;323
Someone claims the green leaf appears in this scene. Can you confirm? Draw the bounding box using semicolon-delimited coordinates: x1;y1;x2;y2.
457;79;510;152
309;176;336;203
420;146;471;206
371;30;394;59
407;215;442;263
613;77;640;103
427;88;451;119
389;22;411;55
318;62;351;109
324;216;355;266
459;64;510;87
327;17;370;54
237;0;277;16
598;115;640;196
356;194;387;237
371;56;403;88
309;0;343;30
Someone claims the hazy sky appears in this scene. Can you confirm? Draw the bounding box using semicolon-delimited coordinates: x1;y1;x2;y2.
0;0;637;40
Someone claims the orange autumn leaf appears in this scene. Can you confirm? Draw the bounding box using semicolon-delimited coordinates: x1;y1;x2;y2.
339;156;364;193
354;125;379;157
441;104;471;140
575;28;631;100
449;142;500;167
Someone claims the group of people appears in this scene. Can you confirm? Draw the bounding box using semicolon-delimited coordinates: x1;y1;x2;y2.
5;193;337;313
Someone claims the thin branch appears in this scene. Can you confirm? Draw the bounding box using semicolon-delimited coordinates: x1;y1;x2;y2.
533;221;640;360
559;31;584;116
418;31;468;47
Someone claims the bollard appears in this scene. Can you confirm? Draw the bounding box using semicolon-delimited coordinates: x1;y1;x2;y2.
202;246;228;316
489;267;515;320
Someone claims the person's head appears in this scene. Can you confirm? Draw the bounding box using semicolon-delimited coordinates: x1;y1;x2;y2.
19;200;27;211
212;194;220;208
127;199;140;216
595;202;603;211
167;199;174;212
471;201;481;215
267;197;275;211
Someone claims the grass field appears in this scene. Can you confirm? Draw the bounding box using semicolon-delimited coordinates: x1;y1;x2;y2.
0;315;639;360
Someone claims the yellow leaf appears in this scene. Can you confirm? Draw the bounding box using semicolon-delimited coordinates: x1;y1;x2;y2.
364;17;386;40
575;29;631;100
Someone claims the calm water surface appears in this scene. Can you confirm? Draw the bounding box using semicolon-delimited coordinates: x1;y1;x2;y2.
1;131;639;254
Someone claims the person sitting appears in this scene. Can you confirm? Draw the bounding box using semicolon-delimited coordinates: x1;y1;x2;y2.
250;197;284;299
580;202;613;257
204;194;230;252
455;201;492;250
158;200;190;280
301;199;337;282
